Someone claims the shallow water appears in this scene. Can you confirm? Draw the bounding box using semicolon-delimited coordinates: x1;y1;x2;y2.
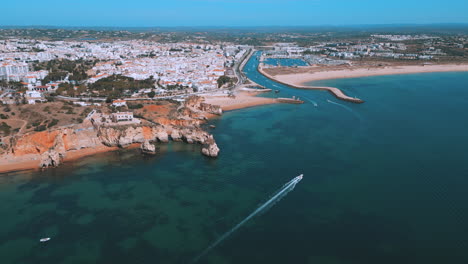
1;52;468;263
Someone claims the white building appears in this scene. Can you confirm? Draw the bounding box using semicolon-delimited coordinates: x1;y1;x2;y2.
74;101;90;107
0;62;29;81
112;99;127;107
111;112;134;122
26;91;42;98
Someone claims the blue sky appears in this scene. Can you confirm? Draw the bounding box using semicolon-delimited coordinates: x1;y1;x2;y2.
1;0;467;27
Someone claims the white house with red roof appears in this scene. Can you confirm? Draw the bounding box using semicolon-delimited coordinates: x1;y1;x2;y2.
112;99;127;107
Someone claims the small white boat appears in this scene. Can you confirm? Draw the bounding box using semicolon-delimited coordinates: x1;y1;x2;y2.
40;237;50;242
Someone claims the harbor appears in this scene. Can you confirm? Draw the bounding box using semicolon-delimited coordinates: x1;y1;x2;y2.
257;63;365;104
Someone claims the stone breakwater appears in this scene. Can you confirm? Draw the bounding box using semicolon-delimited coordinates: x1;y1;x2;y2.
258;65;364;104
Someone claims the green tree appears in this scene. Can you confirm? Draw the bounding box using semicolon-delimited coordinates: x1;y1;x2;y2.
57;83;74;96
217;76;232;88
47;119;59;128
0;122;11;136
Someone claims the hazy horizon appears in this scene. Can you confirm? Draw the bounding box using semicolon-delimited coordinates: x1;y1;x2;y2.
2;0;468;27
1;23;468;28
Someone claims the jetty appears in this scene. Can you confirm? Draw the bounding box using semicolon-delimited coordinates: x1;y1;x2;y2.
293;85;364;104
277;97;304;104
258;65;364;104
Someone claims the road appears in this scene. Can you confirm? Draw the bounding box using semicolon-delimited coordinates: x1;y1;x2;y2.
233;48;254;86
56;89;232;102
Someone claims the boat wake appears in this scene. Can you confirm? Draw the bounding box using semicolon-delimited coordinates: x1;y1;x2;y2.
302;97;318;107
327;99;362;121
191;175;303;263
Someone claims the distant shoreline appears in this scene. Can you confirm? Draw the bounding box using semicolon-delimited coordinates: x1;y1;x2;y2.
267;64;468;86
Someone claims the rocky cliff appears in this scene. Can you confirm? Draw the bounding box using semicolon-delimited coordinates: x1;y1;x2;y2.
3;122;219;170
183;95;223;116
1;99;223;171
98;124;216;152
8;128;101;156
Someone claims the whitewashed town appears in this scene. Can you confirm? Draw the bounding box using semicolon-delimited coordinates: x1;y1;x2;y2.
2;32;467;106
0;39;254;105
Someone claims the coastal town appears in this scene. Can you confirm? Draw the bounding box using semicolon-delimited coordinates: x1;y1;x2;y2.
1;29;468;172
2;0;468;262
0;35;276;172
1;30;467;103
0;39;247;98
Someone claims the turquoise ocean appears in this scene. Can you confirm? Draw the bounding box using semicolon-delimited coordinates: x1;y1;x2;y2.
1;52;468;263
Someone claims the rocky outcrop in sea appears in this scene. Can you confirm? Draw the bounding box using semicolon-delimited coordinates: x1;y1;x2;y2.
202;135;220;158
140;140;157;155
2;100;222;170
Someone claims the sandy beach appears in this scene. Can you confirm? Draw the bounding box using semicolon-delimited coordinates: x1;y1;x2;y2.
0;145;125;174
268;64;468;86
203;91;278;111
0;159;40;175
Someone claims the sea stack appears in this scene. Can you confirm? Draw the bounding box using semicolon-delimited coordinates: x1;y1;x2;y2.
202;135;220;158
140;140;157;155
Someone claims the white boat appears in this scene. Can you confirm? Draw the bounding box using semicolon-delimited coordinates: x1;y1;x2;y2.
40;237;50;242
